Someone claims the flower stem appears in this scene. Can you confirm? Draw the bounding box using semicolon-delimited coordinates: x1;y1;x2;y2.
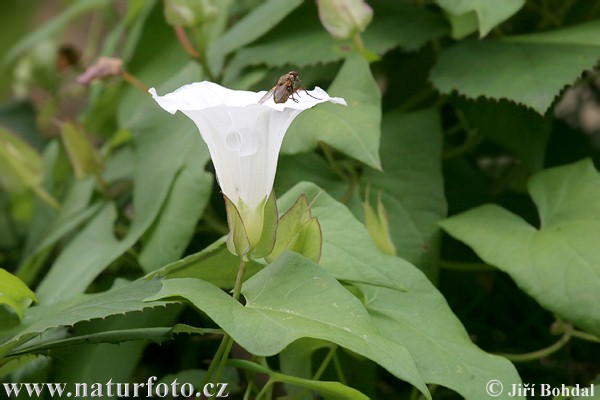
174;25;199;58
120;71;150;95
201;257;248;387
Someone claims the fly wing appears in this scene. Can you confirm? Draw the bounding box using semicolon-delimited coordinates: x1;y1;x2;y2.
258;85;277;104
272;83;290;104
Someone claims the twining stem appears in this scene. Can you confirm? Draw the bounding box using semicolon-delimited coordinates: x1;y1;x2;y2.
201;258;248;386
498;331;572;362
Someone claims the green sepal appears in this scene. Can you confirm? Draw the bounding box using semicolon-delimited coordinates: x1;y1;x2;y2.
363;189;396;256
292;217;323;263
266;194;323;263
224;194;251;259
251;191;279;259
0;269;38;330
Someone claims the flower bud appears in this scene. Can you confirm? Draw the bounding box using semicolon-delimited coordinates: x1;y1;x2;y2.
59;122;104;179
164;0;218;27
317;0;373;39
363;190;396;256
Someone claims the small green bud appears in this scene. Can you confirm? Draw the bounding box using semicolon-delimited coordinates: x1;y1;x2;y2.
164;0;218;27
317;0;373;39
363;189;396;256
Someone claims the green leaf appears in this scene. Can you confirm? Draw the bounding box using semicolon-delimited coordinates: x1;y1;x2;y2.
147;253;431;398
139;148;213;272
430;35;600;114
433;41;596;113
150;238;263;289
0;278;168;358
363;110;446;277
277;183;523;399
0;269;37;328
440;159;600;337
229;359;369;400
506;19;600;47
35;202;118;304
206;0;303;74
436;0;525;37
444;10;479;39
223;1;447;84
284;54;382;169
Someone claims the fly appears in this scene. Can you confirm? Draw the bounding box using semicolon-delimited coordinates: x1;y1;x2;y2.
258;71;320;104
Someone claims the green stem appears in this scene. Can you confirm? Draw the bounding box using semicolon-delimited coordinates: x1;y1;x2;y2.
497;331;571;362
174;25;199;58
255;379;275;400
352;32;366;54
331;352;347;385
291;346;338;400
202;258;248;386
120;71;150;95
312;345;337;380
571;329;600;343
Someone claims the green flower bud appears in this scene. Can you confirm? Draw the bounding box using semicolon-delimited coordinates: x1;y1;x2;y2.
164;0;218;27
317;0;373;39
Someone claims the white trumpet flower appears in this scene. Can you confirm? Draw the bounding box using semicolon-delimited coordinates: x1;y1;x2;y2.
150;80;346;250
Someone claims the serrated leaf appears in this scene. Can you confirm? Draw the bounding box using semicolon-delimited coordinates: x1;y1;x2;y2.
430;36;600;114
284;54;382;169
0;278;168;358
436;0;525;37
277;183;522;400
147;252;431;399
440;159;600;337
